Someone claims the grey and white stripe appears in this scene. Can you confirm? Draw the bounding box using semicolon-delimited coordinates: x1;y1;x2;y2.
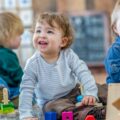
19;48;98;119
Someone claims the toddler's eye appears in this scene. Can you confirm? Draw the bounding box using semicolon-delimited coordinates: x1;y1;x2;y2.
47;30;54;34
36;30;41;33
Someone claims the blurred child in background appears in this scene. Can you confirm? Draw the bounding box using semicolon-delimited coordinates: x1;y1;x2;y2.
104;0;120;84
0;12;24;107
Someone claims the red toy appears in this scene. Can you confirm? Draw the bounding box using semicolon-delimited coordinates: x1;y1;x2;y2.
85;115;96;120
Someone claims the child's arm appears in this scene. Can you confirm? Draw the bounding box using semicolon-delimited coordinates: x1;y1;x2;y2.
19;59;38;120
68;49;98;99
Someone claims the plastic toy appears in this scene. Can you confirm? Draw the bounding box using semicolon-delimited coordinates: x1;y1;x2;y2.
76;95;83;102
62;111;73;120
85;115;96;120
45;111;57;120
0;88;15;114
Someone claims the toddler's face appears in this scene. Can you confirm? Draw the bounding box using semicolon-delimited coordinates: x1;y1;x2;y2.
33;21;66;56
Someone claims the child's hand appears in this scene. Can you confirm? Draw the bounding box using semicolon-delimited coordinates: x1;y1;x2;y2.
81;95;96;106
77;96;96;107
23;117;38;120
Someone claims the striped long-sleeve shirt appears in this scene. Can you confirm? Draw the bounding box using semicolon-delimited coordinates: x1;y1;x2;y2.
19;48;98;119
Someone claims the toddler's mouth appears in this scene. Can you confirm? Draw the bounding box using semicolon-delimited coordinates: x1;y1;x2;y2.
38;41;48;45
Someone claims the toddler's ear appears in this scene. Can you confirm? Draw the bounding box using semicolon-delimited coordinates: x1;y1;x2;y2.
60;37;68;48
113;21;120;36
113;25;119;35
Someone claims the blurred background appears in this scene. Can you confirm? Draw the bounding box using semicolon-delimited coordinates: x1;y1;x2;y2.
0;0;118;84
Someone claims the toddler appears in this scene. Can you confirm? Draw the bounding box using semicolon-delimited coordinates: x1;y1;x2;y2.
0;12;24;107
19;12;98;120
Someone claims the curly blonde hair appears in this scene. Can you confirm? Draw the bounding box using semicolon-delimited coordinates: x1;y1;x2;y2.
0;12;24;47
111;0;120;35
33;12;74;49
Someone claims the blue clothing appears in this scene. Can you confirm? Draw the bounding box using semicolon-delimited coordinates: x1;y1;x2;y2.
104;36;120;84
0;77;19;99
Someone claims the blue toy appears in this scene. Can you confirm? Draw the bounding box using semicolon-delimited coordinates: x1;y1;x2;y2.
45;112;57;120
76;95;83;102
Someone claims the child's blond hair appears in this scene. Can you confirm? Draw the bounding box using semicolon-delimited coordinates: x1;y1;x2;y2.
111;0;120;35
0;12;24;47
34;12;74;49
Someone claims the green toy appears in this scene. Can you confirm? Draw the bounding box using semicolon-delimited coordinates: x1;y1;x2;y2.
0;88;15;114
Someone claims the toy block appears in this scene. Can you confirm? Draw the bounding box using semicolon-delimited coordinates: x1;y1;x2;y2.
106;84;120;119
2;88;9;104
0;88;15;114
76;95;83;102
45;112;57;120
62;111;73;120
85;115;96;120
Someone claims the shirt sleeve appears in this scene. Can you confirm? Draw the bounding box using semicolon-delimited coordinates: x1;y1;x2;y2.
19;59;38;120
68;49;98;99
104;43;120;83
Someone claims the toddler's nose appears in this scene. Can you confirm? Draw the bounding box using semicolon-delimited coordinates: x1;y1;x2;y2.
39;31;46;38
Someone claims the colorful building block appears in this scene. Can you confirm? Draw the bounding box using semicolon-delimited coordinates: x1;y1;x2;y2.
45;112;57;120
62;111;73;120
0;102;15;114
76;95;83;102
85;115;96;120
0;88;15;114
